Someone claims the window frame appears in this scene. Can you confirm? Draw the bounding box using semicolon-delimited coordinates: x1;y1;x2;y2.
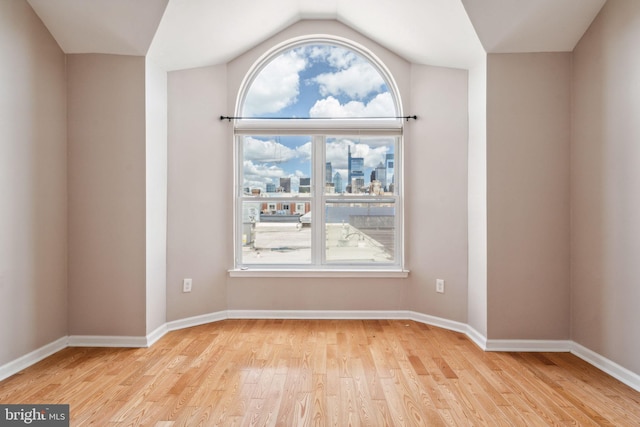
230;37;408;277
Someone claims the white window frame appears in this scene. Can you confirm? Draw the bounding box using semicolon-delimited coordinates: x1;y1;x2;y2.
229;36;408;278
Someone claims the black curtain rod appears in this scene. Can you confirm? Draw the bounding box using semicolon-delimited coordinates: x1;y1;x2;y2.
220;115;417;122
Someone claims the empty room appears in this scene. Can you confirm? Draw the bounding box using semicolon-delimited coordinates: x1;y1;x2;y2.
1;0;639;425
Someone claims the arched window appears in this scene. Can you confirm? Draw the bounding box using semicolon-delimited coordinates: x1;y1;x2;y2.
233;37;406;274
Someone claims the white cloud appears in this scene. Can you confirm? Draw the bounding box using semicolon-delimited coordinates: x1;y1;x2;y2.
306;45;357;69
243;137;300;163
243;160;285;180
309;92;395;118
295;141;312;161
313;61;386;99
242;50;307;116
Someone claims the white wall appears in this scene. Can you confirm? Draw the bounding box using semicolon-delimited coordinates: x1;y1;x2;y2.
0;0;68;366
571;0;640;374
467;58;488;337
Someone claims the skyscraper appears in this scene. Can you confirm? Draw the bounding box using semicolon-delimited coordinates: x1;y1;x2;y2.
333;172;343;193
279;177;291;193
385;153;394;190
348;146;364;193
375;161;386;188
325;162;333;183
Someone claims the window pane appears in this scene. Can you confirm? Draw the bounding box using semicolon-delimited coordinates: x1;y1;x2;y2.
325;202;395;263
241;200;311;265
242;44;395;119
325;137;396;195
242;136;311;196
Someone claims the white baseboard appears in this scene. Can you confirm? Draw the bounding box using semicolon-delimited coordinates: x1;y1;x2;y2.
408;311;469;334
465;325;488;350
571;342;640;392
2;311;638;393
146;324;169;347
485;339;572;352
227;309;408;320
68;335;148;348
166;311;228;332
0;336;68;382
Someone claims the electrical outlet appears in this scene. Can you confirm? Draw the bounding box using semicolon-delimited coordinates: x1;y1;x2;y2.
183;278;192;293
436;279;445;294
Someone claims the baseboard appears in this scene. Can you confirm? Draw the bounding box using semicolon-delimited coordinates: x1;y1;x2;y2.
2;311;638;393
166;311;228;332
0;336;68;382
465;326;488;350
68;335;148;348
485;339;572;352
407;311;469;334
571;342;640;392
146;323;169;347
227;309;408;320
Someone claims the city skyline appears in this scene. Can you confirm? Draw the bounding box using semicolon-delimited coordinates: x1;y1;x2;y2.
243;138;394;194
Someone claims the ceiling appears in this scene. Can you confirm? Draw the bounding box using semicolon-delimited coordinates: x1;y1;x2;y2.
26;0;607;71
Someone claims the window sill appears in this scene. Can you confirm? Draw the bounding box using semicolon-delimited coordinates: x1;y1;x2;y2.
228;269;409;279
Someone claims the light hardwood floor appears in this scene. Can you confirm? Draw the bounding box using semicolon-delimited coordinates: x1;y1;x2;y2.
1;319;639;426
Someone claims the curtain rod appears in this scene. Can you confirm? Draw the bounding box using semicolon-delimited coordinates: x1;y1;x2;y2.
220;115;417;122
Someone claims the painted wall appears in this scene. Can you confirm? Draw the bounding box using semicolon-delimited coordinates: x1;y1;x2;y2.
467;58;488;337
166;64;230;321
404;64;469;322
572;0;640;374
145;58;168;334
0;0;67;365
67;54;147;336
486;53;571;340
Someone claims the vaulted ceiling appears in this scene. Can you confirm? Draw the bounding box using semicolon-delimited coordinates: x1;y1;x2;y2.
26;0;606;71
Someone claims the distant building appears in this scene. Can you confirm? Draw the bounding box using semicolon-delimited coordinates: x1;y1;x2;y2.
348;146;364;192
352;177;365;193
278;177;291;193
299;177;311;193
375;161;387;189
326;162;333;183
325;182;335;193
385;153;394;190
266;183;276;193
333;172;343;193
369;180;383;195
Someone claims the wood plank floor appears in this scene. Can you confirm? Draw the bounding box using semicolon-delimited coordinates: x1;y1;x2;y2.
1;319;639;426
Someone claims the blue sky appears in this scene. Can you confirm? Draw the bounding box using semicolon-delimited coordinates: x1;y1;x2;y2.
241;44;396;192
